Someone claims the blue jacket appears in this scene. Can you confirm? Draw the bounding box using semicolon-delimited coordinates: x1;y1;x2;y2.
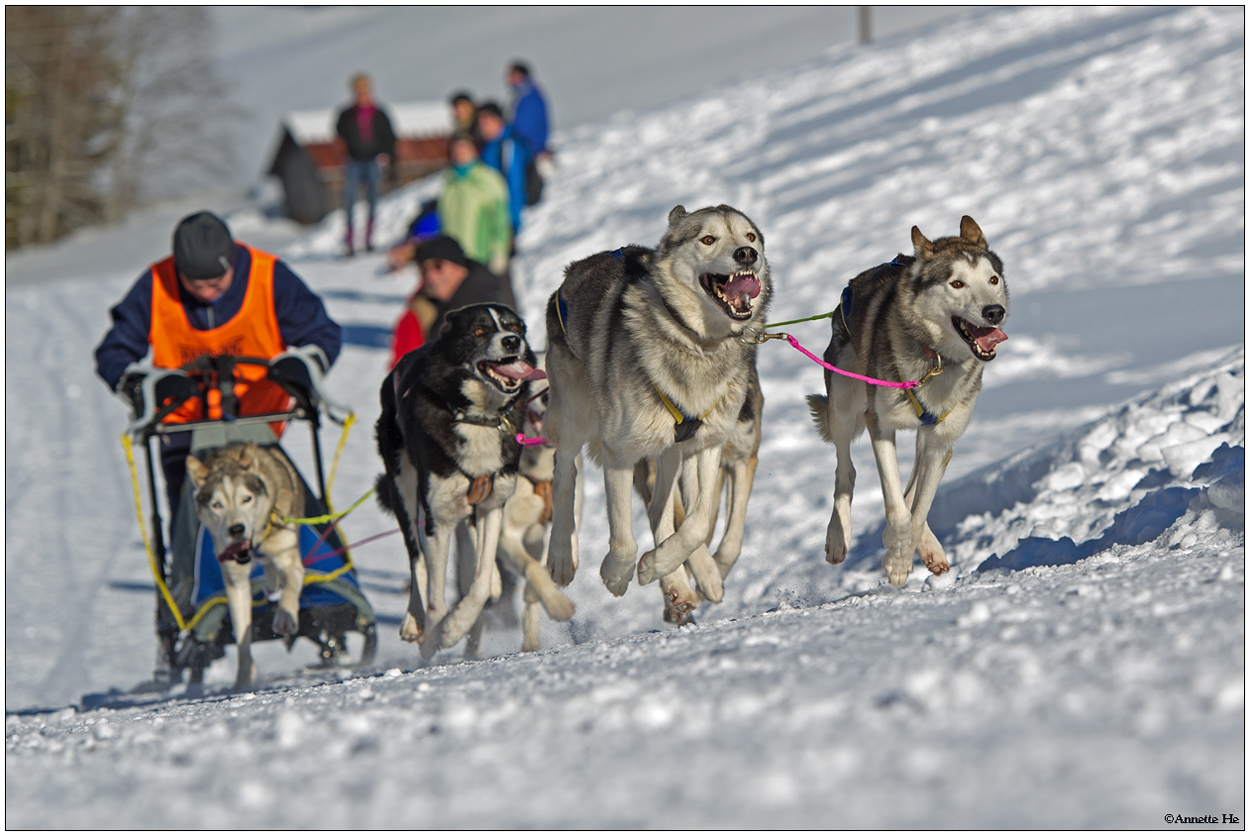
95;246;342;390
508;79;549;156
479;125;532;233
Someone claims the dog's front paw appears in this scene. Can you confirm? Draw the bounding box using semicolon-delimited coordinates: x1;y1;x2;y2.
662;584;697;624
547;539;579;587
687;546;723;604
639;536;692;585
825;512;851;565
399;612;424;643
232;660;257;691
540;586;575;621
918;525;949;575
883;550;914;587
271;606;299;637
599;551;635;597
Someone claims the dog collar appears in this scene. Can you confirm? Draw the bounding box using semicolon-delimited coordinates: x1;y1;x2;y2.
454;411;517;435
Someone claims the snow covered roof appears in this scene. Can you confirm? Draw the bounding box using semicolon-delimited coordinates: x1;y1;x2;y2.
282;101;453;145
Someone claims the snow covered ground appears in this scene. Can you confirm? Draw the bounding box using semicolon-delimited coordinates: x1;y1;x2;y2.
6;6;1245;828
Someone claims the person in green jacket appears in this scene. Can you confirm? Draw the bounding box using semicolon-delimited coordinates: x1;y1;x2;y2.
437;132;512;277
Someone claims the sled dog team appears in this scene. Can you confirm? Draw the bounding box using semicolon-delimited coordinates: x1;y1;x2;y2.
364;205;1008;659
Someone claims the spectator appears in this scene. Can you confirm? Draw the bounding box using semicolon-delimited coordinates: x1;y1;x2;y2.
476;101;532;234
336;72;397;255
389;235;517;367
506;61;550;157
437;132;512;277
384;198;441;273
448;90;479;140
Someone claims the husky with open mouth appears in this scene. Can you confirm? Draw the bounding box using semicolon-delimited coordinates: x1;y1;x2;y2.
375;303;546;659
543;205;772;620
185;441;305;690
807;216;1009;586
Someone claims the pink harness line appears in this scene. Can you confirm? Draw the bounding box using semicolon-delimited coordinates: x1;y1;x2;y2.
515;328;928;448
777;332;921;389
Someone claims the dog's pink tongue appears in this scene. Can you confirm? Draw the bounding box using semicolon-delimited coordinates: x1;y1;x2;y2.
968;325;1008;353
219;541;250;560
489;360;547;381
724;272;761;303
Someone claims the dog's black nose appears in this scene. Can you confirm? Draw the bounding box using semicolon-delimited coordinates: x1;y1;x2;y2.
733;246;758;266
501;334;521;352
982;304;1006;325
229;523;245;538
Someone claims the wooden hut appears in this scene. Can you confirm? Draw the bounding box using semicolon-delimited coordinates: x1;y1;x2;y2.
267;101;452;224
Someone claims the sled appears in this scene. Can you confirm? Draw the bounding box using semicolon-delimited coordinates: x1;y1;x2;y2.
123;352;376;687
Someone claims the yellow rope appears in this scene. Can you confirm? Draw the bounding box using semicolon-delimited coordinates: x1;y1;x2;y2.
324;412;356;515
280;487;374;526
121;433;189;633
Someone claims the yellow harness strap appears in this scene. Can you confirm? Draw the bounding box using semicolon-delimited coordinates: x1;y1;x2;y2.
905;387;954;425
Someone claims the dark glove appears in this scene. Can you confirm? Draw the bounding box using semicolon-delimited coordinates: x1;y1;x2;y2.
155;373;198;411
116;369;197;420
117;371;147;418
268;355;319;414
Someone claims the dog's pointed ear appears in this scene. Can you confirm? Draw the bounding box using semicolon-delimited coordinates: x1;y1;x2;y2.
911;226;934;259
186;454;208;488
240;441;259;471
960;216;987;249
668;205;688;226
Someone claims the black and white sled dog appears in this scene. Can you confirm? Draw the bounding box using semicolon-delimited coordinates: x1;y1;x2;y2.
544;205;772;619
185;442;304;690
375;303;545;659
807;216;1009;586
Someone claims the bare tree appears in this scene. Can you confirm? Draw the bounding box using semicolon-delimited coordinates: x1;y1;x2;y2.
5;6;241;249
6;6;119;247
100;7;243;219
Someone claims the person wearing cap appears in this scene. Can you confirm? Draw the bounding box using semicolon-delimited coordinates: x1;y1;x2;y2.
476;100;532;235
437;132;512;277
388;234;517;368
95;211;342;520
336;72;397;255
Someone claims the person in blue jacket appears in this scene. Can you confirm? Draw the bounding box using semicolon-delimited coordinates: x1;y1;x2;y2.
506;61;550;159
475;101;531;234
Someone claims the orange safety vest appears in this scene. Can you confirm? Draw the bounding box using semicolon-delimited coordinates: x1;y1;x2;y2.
149;244;291;434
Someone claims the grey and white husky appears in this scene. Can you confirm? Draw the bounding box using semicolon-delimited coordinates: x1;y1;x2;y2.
808;216;1008;586
185;442;305;690
544;205;772;619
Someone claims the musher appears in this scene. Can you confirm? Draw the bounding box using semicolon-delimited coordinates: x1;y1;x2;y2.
94;210;342;685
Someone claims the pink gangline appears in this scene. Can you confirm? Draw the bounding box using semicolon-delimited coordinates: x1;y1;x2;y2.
783;333;918;389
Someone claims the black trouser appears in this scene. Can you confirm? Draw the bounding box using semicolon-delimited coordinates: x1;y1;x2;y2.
159;431;193;539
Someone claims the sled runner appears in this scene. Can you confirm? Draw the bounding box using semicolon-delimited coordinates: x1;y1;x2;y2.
121;351;376;688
